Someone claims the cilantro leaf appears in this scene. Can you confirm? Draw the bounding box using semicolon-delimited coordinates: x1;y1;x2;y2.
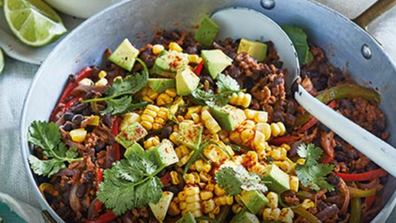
191;74;241;107
281;25;313;65
295;143;335;191
97;149;165;215
27;121;82;177
215;165;267;196
105;58;148;96
100;96;132;115
216;73;240;92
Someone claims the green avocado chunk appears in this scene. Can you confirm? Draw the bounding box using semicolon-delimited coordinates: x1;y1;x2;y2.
124;142;145;159
177;121;203;150
240;190;269;214
109;39;140;71
210;105;246;131
194;16;219;47
261;164;290;194
152;51;189;78
149;191;174;222
230;211;260;223
149;139;179;167
115;122;148;148
148;78;176;93
237;38;268;61
175;212;196;223
201;49;233;79
176;67;200;96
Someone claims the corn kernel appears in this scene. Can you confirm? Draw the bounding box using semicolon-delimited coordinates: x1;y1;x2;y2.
205;118;221;134
170;132;181;145
119;112;141;131
186;194;200;203
267;192;279;208
255;111;268;123
152;123;163;130
142;96;154;104
70;128;87;143
186;202;201;211
232;204;243;213
178;191;187;201
170;171;180;185
152;44;165;55
226;195;234;205
140;121;153;130
191;209;203;218
200;191;213;201
241;129;255;144
79;78;94;86
188;54;202;63
199;171;211;182
271;208;281;221
147;90;159;100
169;42;183;52
242;93;252;108
229;131;242;144
165;89;177;98
180;201;187;210
301;199;315;209
147;104;160;112
98;70;107;79
214;184;225;196
113;76;122;81
155;117;166;125
158;109;169;119
296;158;305;165
203;199;215;213
168;201;180;216
290;176;299;192
141;114;154;123
95;78;108;87
185;186;200;196
191;113;200;124
256;122;271;140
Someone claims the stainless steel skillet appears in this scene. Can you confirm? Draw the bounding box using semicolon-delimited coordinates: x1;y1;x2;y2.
20;0;396;222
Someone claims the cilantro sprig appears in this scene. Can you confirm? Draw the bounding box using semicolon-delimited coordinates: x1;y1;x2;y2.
97;149;165;215
28;121;83;177
191;73;243;107
296;143;334;191
83;58;149;115
215;165;267;196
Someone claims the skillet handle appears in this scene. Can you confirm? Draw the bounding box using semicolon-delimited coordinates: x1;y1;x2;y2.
294;85;396;178
353;0;396;30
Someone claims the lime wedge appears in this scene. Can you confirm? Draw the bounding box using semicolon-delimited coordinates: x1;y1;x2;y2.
3;0;67;47
0;48;4;75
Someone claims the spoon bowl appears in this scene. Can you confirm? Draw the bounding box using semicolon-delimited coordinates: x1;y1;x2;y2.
211;7;396;178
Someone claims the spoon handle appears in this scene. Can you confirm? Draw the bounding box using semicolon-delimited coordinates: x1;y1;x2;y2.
295;85;396;178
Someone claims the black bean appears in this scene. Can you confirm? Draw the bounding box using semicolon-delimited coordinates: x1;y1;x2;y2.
346;150;358;160
82;108;92;116
84;172;94;183
76;184;87;198
272;110;284;122
186;46;198;54
334;151;346;162
72;103;88;114
326;173;340;186
284;113;296;126
63;112;74;121
375;118;386;131
272;76;283;87
60;122;74;132
102;114;112;127
161;126;173;139
95;142;106;153
72;114;84;126
286;101;296;114
163;186;180;195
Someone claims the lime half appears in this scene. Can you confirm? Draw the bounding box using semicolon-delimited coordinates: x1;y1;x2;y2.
3;0;67;47
0;48;4;75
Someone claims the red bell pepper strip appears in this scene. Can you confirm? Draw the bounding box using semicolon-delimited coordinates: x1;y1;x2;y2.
160;172;172;185
62;97;80;113
193;60;204;76
83;210;117;223
93;199;104;215
50;67;93;121
270;135;301;145
349;187;376;198
96;168;103;190
322;153;333;164
111;117;122;161
336;168;388;181
297;100;337;134
364;195;376;209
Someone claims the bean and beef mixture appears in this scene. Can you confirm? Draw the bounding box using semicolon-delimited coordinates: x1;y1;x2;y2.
28;17;389;223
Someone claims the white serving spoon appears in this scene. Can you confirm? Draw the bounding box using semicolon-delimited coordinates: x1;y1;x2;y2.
211;7;396;178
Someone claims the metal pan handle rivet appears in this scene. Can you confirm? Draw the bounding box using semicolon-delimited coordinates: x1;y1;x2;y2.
361;44;372;59
261;0;275;10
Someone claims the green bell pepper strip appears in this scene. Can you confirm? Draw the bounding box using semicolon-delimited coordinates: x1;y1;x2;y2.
295;84;381;126
349;187;376;198
349;197;362;223
294;207;321;223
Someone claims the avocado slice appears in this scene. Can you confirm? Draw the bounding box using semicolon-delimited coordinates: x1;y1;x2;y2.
177;121;203;150
237;38;268;61
210;105;246;131
124;142;145;159
175;212;196;223
109;39;140;72
154;51;189;72
176;67;200;96
148;78;176;93
261;164;290;194
240;190;269;214
201;49;233;79
115;122;148;148
230;211;260;223
152;63;177;78
150;140;179;167
149;191;174;223
194;16;219;47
